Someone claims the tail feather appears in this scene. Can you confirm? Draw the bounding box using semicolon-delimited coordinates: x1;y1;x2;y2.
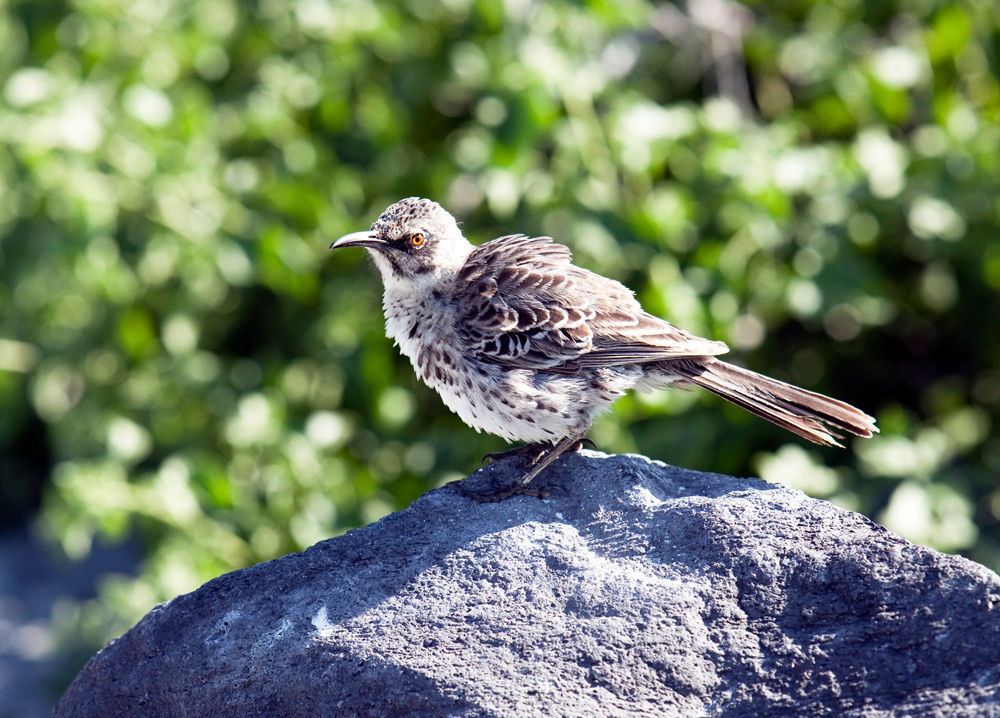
669;358;878;447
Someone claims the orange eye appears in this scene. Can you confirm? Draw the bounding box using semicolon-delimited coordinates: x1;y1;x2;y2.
411;233;425;247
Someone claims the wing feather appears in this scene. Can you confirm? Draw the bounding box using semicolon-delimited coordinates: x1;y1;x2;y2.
454;235;728;371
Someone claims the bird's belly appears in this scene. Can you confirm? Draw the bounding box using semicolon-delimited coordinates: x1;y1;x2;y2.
386;304;636;443
413;344;636;443
429;362;591;443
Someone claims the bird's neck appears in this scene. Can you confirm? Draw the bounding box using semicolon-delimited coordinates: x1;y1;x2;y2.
380;274;456;348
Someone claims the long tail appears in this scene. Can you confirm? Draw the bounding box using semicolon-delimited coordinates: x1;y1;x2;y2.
668;358;878;447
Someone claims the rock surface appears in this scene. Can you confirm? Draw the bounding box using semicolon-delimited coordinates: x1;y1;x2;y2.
55;451;1000;718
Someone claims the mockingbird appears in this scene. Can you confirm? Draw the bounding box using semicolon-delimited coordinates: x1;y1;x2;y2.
331;197;877;501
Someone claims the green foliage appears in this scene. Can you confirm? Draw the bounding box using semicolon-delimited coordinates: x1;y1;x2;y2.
1;0;998;655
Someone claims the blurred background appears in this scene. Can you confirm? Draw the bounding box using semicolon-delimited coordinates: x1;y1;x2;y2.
1;0;998;713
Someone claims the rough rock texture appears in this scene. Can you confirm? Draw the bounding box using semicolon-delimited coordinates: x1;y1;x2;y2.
55;451;1000;718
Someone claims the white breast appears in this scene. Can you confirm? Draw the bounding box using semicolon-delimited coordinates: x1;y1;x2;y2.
381;287;603;444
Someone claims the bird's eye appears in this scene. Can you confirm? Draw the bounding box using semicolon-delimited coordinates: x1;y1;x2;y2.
411;233;425;247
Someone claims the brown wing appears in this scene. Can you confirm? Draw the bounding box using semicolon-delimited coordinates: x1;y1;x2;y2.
453;235;728;372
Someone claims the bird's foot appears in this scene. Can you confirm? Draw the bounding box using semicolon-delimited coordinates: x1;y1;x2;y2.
462;435;585;503
481;442;551;467
481;438;593;466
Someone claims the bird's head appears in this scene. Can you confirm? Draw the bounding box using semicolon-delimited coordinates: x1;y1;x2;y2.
330;197;473;288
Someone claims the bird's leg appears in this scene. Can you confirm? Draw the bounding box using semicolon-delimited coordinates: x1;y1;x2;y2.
513;434;582;489
481;442;551;466
481;437;595;466
466;434;584;503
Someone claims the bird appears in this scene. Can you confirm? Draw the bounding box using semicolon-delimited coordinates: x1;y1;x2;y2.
330;197;878;501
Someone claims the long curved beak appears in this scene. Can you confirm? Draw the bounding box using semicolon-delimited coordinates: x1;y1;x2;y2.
329;231;386;250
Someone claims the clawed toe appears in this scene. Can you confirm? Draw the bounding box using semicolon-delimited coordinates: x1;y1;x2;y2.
464;434;586;502
481;437;593;467
482;442;550;466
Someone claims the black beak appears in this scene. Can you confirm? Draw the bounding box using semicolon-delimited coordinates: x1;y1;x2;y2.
329;232;387;250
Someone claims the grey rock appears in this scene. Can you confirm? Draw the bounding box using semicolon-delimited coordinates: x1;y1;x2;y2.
54;451;1000;717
